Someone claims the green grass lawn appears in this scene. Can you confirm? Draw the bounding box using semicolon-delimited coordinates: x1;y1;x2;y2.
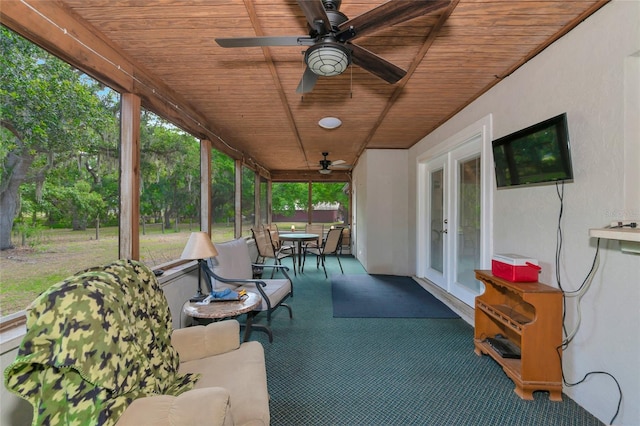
0;225;237;316
0;221;317;316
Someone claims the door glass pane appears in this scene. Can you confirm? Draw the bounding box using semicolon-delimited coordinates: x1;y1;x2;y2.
456;156;482;292
430;169;444;273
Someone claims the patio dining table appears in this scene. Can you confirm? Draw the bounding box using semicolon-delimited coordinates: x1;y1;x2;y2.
278;233;319;275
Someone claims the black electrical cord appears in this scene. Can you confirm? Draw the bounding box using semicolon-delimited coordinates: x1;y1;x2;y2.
556;343;622;425
556;181;565;293
555;182;569;337
554;182;622;424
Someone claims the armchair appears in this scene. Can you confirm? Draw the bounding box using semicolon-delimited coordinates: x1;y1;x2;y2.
205;238;293;342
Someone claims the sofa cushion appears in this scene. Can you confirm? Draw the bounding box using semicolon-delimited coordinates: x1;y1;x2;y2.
4;260;200;426
179;341;270;426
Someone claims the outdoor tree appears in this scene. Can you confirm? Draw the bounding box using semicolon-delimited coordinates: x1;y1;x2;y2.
211;149;235;223
0;27;113;249
43;181;106;230
139;111;200;231
271;182;349;219
241;166;255;227
271;182;309;216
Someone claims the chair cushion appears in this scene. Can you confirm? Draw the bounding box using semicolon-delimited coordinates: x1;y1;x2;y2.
211;238;253;281
236;279;291;312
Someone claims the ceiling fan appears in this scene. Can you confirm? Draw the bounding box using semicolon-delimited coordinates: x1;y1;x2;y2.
318;152;350;174
215;0;450;93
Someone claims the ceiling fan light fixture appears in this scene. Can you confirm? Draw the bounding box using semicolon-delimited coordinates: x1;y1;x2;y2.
318;116;342;129
319;168;332;175
305;42;350;77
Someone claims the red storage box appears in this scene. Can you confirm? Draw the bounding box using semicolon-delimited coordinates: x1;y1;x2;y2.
491;254;541;282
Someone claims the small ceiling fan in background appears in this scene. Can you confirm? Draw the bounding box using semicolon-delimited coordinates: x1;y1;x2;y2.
215;0;450;93
318;152;350;174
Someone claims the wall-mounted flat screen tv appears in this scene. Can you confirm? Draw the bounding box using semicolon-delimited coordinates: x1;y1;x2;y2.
492;113;574;188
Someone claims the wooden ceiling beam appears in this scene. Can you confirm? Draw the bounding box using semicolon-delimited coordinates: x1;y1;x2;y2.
242;0;309;167
270;170;350;183
1;0;134;92
354;0;460;161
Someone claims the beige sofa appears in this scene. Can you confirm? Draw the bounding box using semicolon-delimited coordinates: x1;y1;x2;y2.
4;260;270;426
119;320;270;426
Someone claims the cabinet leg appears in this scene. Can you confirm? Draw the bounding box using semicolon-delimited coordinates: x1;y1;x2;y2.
514;386;534;401
515;384;563;402
548;389;563;402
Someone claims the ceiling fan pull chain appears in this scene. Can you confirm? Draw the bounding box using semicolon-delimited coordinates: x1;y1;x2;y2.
301;50;306;101
350;65;353;98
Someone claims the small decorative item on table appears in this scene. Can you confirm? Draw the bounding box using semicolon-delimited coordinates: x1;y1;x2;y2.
196;288;247;304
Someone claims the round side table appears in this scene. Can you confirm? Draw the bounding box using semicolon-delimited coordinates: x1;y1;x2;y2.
183;292;265;341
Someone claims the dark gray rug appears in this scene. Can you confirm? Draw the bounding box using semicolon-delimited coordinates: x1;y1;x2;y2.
331;274;459;318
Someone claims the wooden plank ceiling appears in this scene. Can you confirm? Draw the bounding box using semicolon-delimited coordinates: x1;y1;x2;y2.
5;0;607;180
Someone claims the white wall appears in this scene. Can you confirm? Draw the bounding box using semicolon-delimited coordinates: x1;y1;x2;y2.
353;149;410;275
405;2;639;424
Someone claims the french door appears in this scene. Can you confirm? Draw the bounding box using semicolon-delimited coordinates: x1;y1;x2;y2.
422;137;486;306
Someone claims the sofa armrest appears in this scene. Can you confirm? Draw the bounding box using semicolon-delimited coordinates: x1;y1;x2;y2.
172;320;240;362
116;388;231;426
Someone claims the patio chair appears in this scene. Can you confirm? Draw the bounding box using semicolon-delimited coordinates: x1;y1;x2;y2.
304;223;324;251
302;227;344;278
339;227;351;254
252;227;294;277
204;238;293;342
269;223;295;253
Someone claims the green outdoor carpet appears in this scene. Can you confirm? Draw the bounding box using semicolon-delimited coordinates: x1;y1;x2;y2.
247;255;603;426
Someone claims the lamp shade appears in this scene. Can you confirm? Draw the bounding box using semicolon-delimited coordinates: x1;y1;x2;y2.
305;42;350;77
180;232;218;260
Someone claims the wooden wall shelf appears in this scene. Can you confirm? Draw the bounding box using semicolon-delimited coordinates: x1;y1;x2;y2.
474;270;563;401
589;227;640;242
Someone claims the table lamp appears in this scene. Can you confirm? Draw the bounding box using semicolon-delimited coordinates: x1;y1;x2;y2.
180;232;218;302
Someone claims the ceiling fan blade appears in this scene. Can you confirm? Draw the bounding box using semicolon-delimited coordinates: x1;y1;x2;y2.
337;0;451;42
331;159;346;166
331;164;352;170
296;66;320;94
349;43;406;84
297;0;332;35
215;36;314;48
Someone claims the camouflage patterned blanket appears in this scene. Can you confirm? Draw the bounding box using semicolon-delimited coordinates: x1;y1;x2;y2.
4;259;200;425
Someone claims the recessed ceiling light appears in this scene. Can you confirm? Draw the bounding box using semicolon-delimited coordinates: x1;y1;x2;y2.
318;117;342;129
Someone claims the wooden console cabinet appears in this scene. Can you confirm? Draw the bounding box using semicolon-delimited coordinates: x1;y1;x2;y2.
474;270;563;401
